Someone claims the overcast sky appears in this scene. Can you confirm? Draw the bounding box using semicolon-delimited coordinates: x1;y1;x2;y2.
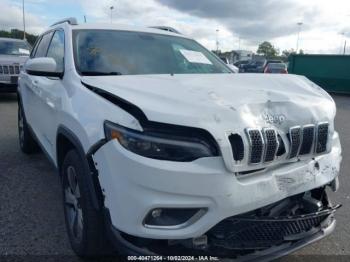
1;0;350;54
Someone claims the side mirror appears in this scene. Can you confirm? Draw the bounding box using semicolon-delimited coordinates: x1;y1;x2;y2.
25;57;63;78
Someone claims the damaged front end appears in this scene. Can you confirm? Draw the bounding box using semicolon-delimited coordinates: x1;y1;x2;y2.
206;187;340;259
112;186;340;260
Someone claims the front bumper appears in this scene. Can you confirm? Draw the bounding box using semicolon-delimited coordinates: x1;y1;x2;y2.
104;197;339;261
93;132;341;240
0;75;19;92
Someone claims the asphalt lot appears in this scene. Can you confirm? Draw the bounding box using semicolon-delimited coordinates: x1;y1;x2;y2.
0;93;349;261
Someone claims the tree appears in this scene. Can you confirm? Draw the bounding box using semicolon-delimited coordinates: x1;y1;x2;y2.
282;49;296;58
0;29;38;46
282;48;304;58
257;41;279;58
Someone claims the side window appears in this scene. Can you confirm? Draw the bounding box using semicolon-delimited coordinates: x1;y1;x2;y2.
30;36;42;58
46;30;65;72
34;31;54;58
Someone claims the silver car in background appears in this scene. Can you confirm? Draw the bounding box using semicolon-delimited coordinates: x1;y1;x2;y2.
0;38;30;92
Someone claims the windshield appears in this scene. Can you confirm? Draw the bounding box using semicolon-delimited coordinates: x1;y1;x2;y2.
0;40;30;56
73;30;231;76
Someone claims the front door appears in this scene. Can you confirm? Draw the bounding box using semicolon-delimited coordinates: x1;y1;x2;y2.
33;30;66;158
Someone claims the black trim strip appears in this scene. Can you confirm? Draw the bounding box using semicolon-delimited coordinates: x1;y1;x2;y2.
103;208;155;256
82;81;148;124
87;139;108;156
85;138;108;209
26;69;63;78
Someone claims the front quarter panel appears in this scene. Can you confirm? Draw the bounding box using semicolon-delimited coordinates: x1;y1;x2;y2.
54;71;143;164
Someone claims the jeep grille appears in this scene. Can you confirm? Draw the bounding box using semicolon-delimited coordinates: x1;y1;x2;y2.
316;123;329;153
288;127;302;158
246;129;264;164
299;125;315;155
241;122;329;165
263;129;279;162
0;65;21;75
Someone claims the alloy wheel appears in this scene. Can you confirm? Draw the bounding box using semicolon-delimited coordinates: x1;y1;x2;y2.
64;166;84;242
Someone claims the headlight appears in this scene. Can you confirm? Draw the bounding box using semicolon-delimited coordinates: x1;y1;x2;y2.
104;121;219;162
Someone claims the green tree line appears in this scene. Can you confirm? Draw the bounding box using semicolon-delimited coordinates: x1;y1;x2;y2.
257;41;304;60
0;29;38;46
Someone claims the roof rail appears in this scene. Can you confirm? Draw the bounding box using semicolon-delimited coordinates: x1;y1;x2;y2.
149;26;181;34
51;17;78;27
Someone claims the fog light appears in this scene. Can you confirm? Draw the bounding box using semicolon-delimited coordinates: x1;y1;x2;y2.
151;209;162;218
144;208;206;228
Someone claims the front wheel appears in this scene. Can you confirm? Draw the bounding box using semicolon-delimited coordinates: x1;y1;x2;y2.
61;149;110;256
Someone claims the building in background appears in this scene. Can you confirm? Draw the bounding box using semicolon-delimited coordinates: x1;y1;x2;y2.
219;50;254;64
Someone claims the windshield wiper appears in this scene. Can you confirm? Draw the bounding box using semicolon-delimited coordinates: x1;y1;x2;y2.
81;71;123;76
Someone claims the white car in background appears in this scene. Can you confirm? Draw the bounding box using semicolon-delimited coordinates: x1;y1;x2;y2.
219;56;239;73
0;37;30;92
18;18;342;260
228;63;239;73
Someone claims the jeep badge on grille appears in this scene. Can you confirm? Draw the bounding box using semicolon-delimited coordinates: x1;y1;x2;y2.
262;112;286;125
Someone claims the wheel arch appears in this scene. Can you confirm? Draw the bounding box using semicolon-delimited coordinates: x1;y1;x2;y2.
56;126;86;171
56;125;104;210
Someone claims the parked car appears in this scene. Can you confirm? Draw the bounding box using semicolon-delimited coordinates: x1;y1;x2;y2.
240;60;266;73
264;63;288;74
233;60;249;68
18;18;342;260
0;37;30;92
263;59;283;70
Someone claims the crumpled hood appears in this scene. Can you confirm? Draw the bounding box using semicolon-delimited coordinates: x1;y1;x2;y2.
82;73;335;135
0;55;28;65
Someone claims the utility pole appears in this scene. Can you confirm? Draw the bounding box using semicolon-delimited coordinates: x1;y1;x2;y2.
216;29;219;53
22;0;26;40
340;32;345;54
344;40;347;55
343;15;350;54
296;22;303;53
110;6;114;23
341;32;347;55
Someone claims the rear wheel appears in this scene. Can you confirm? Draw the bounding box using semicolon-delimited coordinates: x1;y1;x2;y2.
18;103;39;154
61;149;110;256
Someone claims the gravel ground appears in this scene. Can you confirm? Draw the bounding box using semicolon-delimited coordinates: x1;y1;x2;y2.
0;93;349;261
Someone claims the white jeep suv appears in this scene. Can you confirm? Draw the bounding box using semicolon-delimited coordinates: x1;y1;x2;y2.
18;18;342;260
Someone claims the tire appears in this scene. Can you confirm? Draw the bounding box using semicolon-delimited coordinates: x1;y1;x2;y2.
61;149;110;257
18;103;39;154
